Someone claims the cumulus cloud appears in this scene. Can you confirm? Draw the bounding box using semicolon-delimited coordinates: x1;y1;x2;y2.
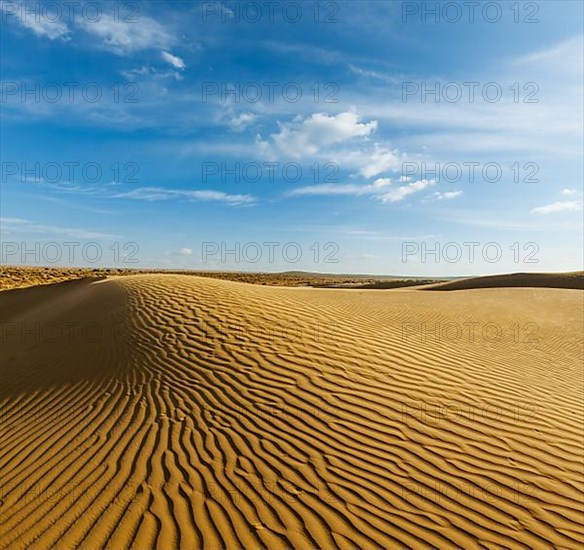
177;247;192;255
257;112;377;158
253;112;405;182
349;144;401;178
561;188;579;196
229;112;257;132
161;51;185;69
530;200;583;215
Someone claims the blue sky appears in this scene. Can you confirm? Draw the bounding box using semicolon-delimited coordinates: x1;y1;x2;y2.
1;0;582;275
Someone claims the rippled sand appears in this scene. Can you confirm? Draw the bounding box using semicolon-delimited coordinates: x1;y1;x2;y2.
1;274;582;548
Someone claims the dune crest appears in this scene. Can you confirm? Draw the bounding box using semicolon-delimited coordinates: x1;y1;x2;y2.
1;274;582;549
422;271;584;291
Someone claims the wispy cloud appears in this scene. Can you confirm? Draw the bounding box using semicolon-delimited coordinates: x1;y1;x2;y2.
111;187;255;205
3;3;177;58
289;177;436;204
531;200;583;215
530;186;583;215
424;190;462;202
354;35;584;157
513;35;584;73
379;179;436;203
288;178;391;197
79;14;174;55
0;217;120;239
1;0;70;40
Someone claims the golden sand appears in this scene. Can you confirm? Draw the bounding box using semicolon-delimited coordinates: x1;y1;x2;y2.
1;274;582;548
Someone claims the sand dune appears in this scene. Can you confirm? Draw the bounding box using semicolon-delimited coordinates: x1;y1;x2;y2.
1;274;583;549
422;271;584;291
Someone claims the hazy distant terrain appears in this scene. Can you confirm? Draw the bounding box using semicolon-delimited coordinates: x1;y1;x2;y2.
0;265;445;291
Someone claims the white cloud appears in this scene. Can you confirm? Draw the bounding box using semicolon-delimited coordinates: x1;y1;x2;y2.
289;177;391;197
352;36;584;158
348;64;386;80
289;177;439;204
112;186;255;205
379;179;436;203
348;64;406;85
513;35;584;74
177;247;192;255
1;216;27;222
4;4;181;65
161;51;185;69
0;217;119;239
1;0;70;40
351;144;401;178
257;112;377;158
531;200;583;215
120;64;184;81
80;14;173;55
371;178;392;188
254;112;403;182
561;188;579;196
229;112;257;132
121;65;154;77
425;190;462;201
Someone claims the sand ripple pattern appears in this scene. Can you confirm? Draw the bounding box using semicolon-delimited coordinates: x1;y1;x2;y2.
1;274;583;549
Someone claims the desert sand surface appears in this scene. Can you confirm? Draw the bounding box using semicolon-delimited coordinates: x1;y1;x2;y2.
1;273;583;549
